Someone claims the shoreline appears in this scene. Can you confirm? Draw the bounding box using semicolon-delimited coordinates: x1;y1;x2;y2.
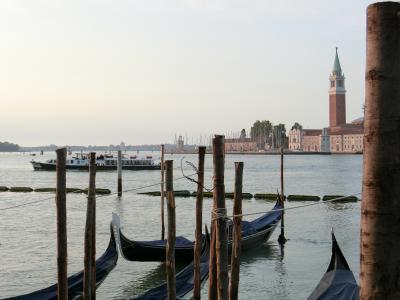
170;151;363;155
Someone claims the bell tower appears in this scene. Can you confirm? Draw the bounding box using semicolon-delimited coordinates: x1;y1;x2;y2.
329;47;346;127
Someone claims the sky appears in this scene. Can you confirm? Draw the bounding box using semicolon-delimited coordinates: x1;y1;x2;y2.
0;0;379;146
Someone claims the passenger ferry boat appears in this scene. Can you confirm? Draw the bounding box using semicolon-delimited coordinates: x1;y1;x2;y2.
31;153;161;171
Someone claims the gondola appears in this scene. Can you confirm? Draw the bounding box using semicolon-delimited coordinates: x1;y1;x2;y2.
132;229;210;300
308;231;359;300
4;224;118;300
112;199;282;262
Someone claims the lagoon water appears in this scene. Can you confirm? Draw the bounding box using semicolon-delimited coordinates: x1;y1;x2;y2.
0;152;362;299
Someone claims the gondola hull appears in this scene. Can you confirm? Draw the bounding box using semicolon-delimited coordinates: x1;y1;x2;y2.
112;200;282;262
119;233;195;262
308;232;359;300
239;222;278;251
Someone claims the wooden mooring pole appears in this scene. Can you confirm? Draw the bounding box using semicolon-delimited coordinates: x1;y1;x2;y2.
213;135;228;300
56;147;68;300
208;217;218;300
84;152;96;300
165;160;176;300
117;150;122;197
360;3;400;299
278;147;286;244
161;144;165;240
229;162;243;300
194;146;206;300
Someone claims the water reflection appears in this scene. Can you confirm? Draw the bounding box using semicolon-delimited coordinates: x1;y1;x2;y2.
324;201;360;211
117;261;188;299
238;241;291;299
240;242;281;266
272;243;290;299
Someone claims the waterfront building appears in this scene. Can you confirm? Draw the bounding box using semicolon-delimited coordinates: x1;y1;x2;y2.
320;128;330;152
329;119;364;153
225;138;258;152
288;129;302;151
302;129;323;152
288;48;364;153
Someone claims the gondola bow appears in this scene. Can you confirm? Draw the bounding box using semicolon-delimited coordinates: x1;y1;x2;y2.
308;232;359;300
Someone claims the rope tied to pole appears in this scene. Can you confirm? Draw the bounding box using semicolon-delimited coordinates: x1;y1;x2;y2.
212;207;230;222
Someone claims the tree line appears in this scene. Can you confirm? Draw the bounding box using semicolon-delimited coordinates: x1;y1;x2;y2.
0;141;20;152
238;121;303;149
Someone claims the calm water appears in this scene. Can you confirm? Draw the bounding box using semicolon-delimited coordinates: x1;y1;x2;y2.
0;152;362;299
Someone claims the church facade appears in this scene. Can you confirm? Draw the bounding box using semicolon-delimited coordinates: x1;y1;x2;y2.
288;48;364;153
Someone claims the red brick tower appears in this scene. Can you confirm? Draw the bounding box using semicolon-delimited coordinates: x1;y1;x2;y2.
329;47;346;127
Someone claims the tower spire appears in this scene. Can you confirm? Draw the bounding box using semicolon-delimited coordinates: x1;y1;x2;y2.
332;47;342;75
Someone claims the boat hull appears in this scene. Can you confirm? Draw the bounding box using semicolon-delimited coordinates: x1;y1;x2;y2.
31;162;161;171
119;228;276;263
113;201;281;262
120;234;195;262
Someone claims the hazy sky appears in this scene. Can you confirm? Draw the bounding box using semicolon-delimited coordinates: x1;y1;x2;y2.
0;0;377;146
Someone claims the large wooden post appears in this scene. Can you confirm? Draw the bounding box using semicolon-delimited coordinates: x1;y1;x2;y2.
360;3;400;299
194;146;206;300
56;148;68;300
165;160;176;300
208;218;218;300
213;135;228;300
161;144;165;240
229;162;243;300
84;152;97;300
278;147;286;244
117;150;122;197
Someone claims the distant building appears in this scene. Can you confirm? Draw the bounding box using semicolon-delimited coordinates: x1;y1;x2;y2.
288;48;364;153
176;135;184;152
288;129;302;151
329;120;364;153
320;128;330;152
302;129;322;152
225;138;258;152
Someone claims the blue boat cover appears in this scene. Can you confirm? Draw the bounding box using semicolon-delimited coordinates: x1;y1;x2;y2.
4;225;118;300
247;200;282;232
226;200;282;237
307;232;359;300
